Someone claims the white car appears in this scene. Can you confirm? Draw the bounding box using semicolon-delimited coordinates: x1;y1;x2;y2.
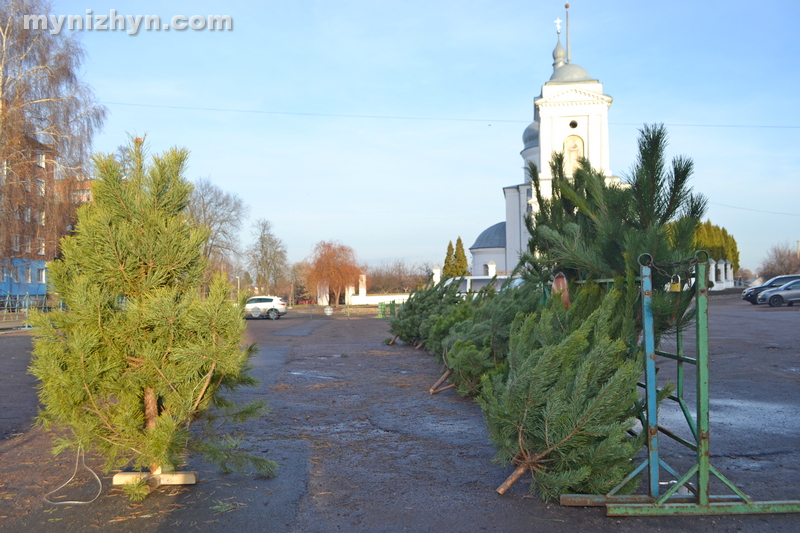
244;296;287;319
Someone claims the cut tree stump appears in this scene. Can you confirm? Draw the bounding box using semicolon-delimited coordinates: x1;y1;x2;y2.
496;465;528;495
429;370;453;394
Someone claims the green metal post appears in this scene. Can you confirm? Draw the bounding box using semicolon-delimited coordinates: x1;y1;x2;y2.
695;260;710;506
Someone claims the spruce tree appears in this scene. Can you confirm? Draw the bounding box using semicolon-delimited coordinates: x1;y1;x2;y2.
442;240;455;278
29;138;276;500
453;236;469;277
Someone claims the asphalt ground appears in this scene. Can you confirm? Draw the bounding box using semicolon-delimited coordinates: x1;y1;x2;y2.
0;298;799;532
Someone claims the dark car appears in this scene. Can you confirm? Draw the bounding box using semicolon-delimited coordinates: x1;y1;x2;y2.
741;274;800;304
757;279;800;307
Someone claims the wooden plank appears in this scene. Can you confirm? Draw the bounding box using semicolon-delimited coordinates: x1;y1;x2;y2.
112;471;198;486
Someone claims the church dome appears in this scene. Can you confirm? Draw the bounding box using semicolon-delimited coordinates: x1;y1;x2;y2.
522;122;539;150
470;222;506;250
549;63;594;82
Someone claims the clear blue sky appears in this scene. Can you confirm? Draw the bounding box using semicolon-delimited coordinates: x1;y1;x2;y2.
56;0;800;272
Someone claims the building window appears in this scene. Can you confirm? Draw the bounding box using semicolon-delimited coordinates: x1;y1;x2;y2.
24;178;30;192
73;188;92;203
25;267;32;284
11;234;20;252
37;268;46;284
37;210;45;226
37;178;46;196
24;206;31;222
36;150;46;168
1;267;6;282
11;267;19;283
13;208;20;220
37;238;46;255
24;236;31;253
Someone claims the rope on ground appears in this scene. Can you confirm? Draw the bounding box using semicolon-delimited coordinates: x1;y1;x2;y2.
44;445;103;505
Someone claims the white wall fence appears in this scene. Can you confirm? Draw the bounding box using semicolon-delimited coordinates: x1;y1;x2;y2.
708;259;736;291
342;275;411;306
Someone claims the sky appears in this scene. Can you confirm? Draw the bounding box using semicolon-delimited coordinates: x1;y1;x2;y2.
50;0;800;272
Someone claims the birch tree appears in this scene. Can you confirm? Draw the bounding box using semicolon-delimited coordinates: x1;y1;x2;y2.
0;0;105;278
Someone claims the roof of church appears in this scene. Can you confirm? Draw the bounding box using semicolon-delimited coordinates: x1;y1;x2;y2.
522;121;539;150
548;63;595;83
548;9;596;84
470;222;506;250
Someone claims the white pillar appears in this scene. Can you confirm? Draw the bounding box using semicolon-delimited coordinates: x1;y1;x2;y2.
432;265;441;284
726;260;734;289
708;259;718;291
317;283;329;305
345;284;354;306
358;274;366;297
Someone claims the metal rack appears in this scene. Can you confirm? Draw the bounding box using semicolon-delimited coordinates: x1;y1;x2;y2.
561;252;800;515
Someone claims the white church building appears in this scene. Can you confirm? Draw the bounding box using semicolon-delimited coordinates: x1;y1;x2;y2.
470;9;620;277
465;8;736;292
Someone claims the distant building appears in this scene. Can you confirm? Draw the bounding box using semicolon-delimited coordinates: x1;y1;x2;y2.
0;138;87;306
470;8;620;275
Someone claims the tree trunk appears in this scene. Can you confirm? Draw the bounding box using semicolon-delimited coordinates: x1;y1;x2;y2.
143;386;160;473
496;464;528;495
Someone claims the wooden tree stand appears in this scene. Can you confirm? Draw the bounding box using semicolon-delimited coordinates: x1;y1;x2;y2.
112;467;198;489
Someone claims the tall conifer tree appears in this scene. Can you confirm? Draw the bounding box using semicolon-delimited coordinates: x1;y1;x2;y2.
442;240;455;278
453;236;469;277
29;138;275;499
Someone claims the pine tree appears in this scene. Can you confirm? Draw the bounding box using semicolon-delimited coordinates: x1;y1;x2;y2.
523;123;706;340
478;286;645;501
453;236;469;277
29;138;276;500
442;240;455;278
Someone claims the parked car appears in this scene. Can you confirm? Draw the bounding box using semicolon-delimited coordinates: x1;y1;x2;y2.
757;279;800;307
741;274;800;304
244;296;287;319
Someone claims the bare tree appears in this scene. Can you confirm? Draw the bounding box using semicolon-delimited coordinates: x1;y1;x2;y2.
306;241;360;306
367;260;427;294
0;0;105;178
758;242;800;281
288;261;312;304
187;178;248;274
0;0;105;300
246;219;287;296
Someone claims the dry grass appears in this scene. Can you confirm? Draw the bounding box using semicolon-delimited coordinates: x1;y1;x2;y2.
308;381;349;390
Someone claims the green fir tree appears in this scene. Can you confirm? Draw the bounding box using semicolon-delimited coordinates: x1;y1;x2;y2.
28;138;276;500
442;240;456;278
453;236;469;277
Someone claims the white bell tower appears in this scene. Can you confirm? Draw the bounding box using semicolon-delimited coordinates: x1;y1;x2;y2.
520;4;614;200
472;5;620;276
